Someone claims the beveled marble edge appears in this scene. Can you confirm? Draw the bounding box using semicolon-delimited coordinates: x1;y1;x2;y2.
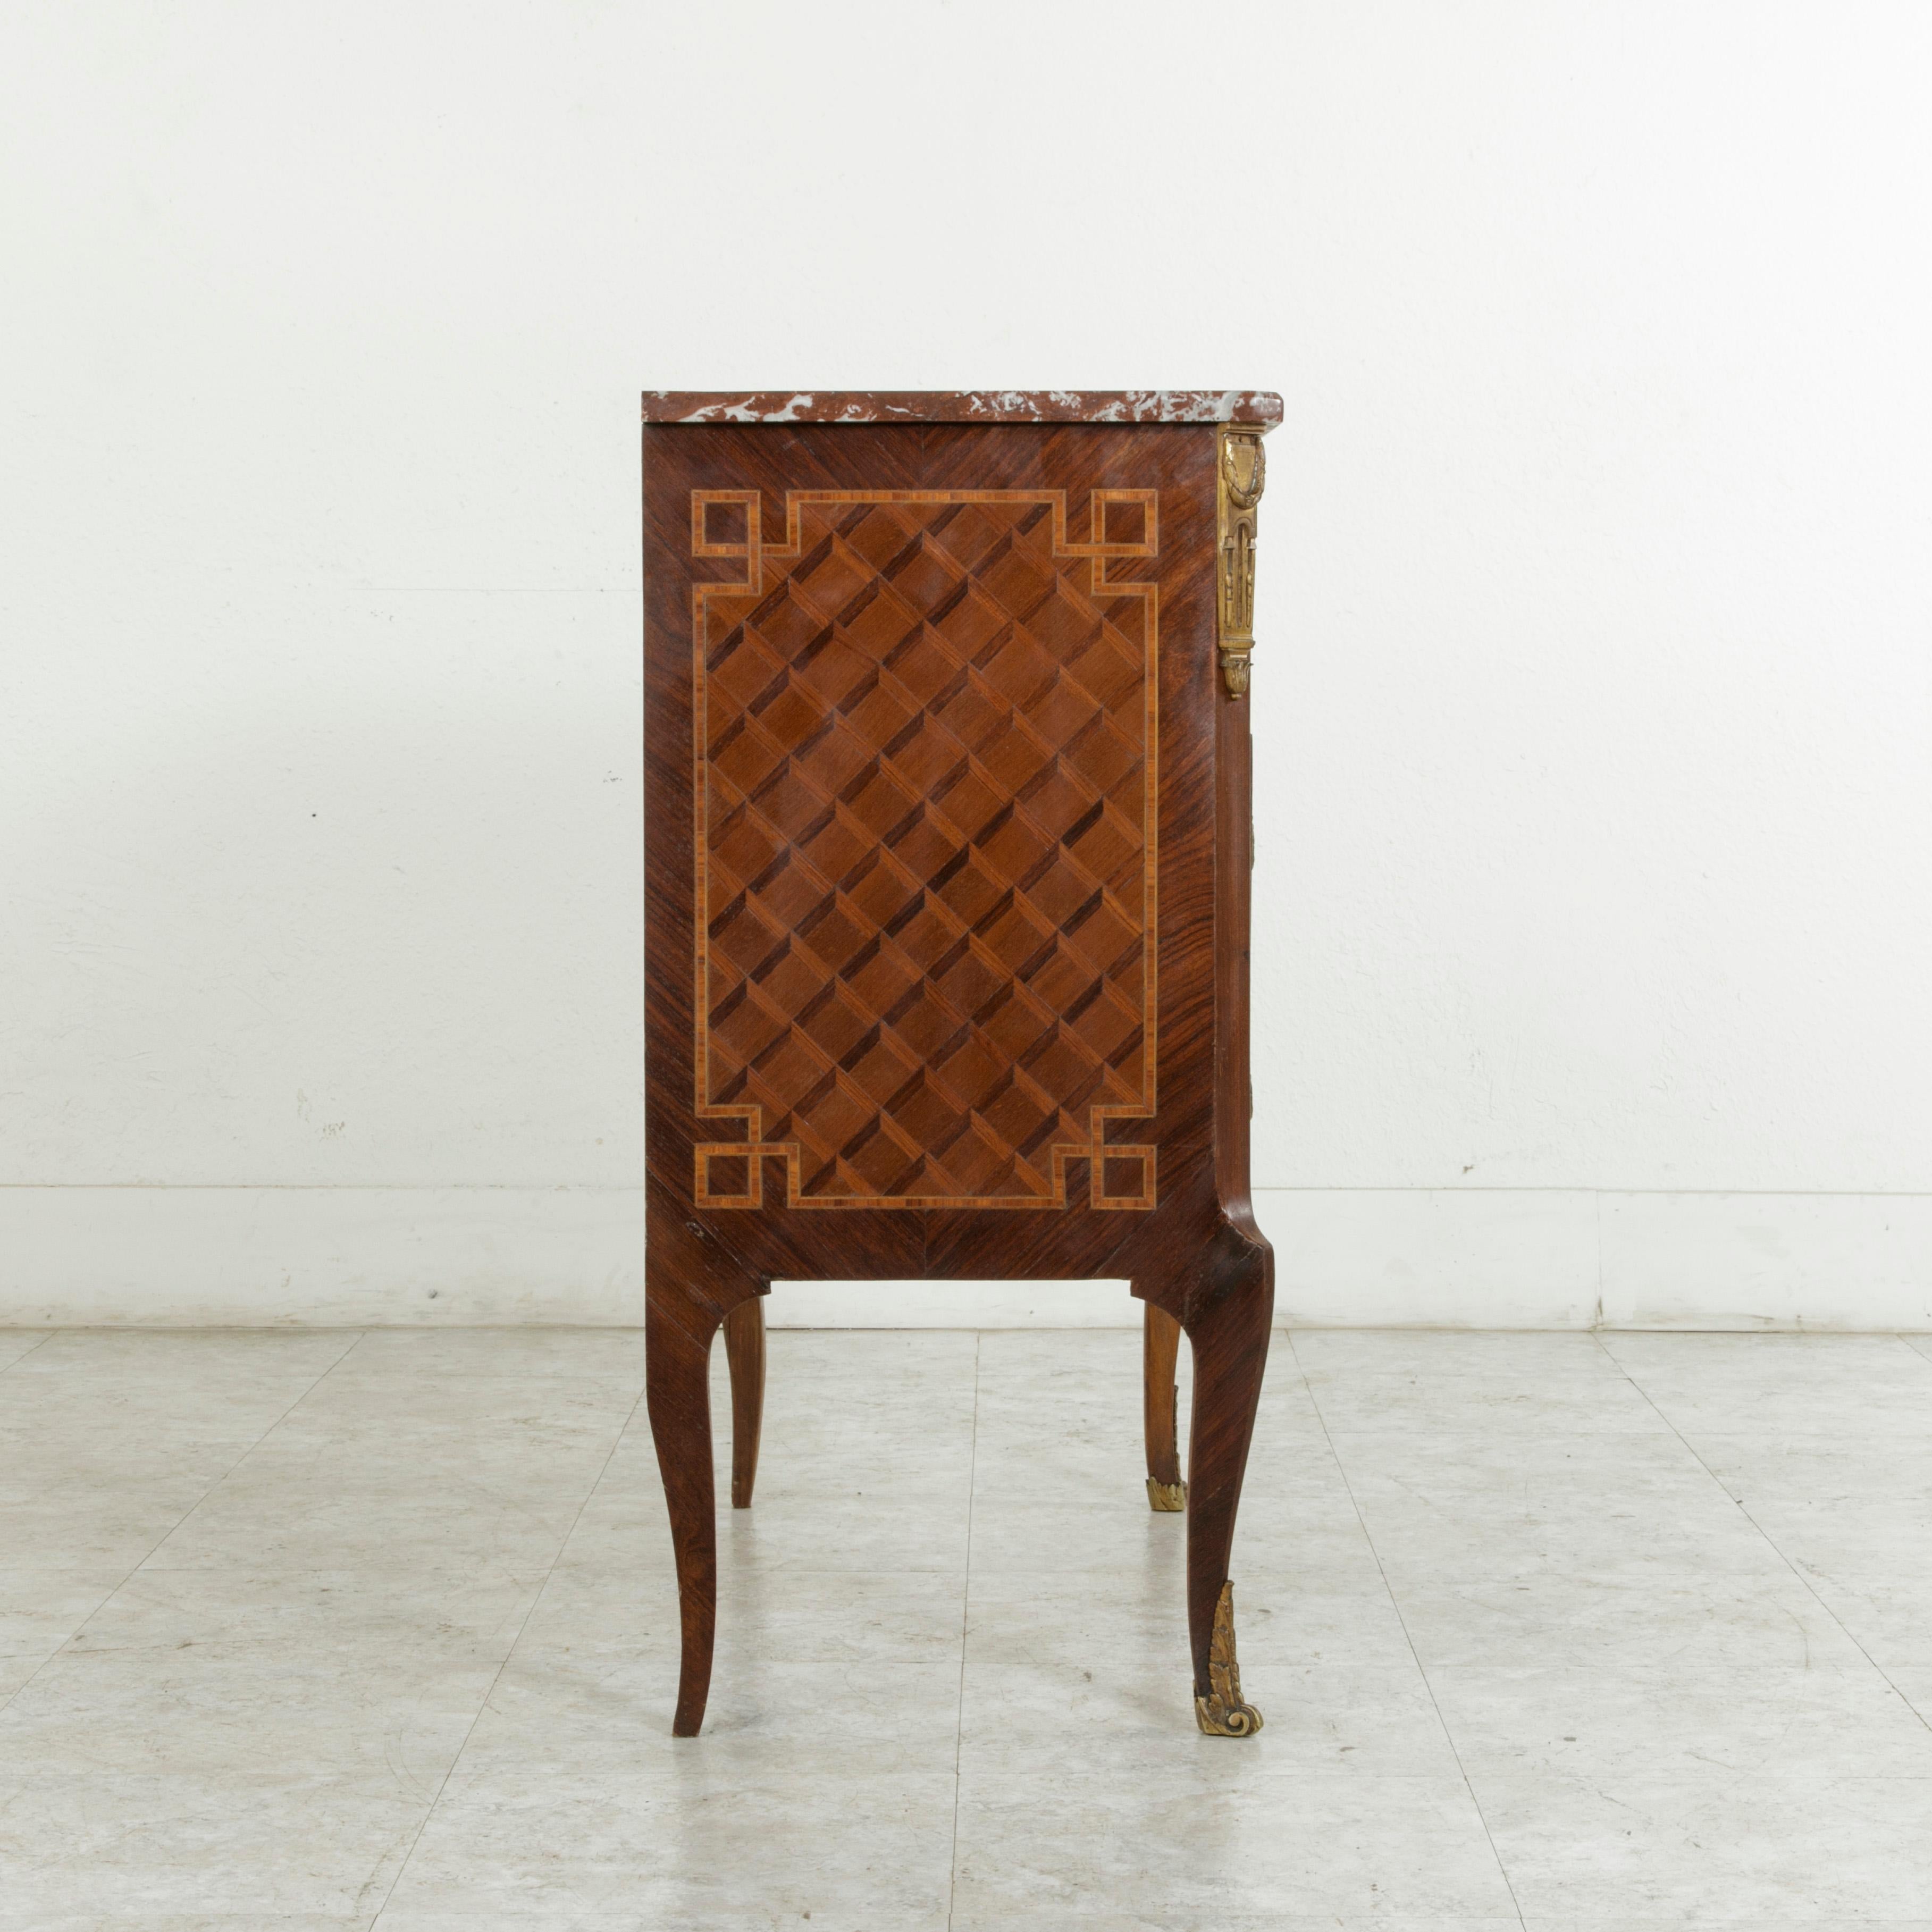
640;390;1283;427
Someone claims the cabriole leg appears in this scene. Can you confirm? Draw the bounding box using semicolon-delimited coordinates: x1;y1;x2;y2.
644;1198;762;1739
1142;1301;1186;1511
645;1285;721;1737
724;1296;766;1510
1181;1246;1273;1736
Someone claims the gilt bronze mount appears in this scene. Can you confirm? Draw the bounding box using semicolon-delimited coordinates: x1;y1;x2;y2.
1216;426;1266;697
1194;1581;1264;1736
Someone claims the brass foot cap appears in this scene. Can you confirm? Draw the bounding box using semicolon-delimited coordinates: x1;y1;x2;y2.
1195;1578;1260;1734
1195;1692;1264;1736
1146;1478;1187;1513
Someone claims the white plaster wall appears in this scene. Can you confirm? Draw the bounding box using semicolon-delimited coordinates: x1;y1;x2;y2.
2;2;1928;1327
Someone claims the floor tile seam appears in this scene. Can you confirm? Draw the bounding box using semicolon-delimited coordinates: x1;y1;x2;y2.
947;1331;981;1932
0;1328;371;1722
1586;1330;1932;1743
0;1330;60;1380
364;1368;654;1929
1448;1768;1932;1794
1393;1658;1917;1682
1282;1330;1528;1930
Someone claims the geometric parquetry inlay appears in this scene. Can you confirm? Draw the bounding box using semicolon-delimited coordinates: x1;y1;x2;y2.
691;487;1159;1210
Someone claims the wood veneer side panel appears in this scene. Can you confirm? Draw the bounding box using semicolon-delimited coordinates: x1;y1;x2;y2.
647;421;1230;1291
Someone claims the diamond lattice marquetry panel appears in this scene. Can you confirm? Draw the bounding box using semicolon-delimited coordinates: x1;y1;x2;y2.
693;489;1158;1209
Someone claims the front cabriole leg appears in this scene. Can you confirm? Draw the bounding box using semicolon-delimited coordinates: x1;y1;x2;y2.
1182;1223;1272;1736
644;1184;765;1736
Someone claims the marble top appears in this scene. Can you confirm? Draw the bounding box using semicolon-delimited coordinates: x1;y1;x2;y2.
640;390;1282;427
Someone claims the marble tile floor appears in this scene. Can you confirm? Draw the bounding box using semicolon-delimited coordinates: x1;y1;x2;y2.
3;1324;1932;1929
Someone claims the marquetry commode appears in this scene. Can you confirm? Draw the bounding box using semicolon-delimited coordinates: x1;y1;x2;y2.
642;391;1276;1737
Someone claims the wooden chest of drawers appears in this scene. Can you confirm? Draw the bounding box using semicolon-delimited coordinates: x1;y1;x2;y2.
642;391;1277;1737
